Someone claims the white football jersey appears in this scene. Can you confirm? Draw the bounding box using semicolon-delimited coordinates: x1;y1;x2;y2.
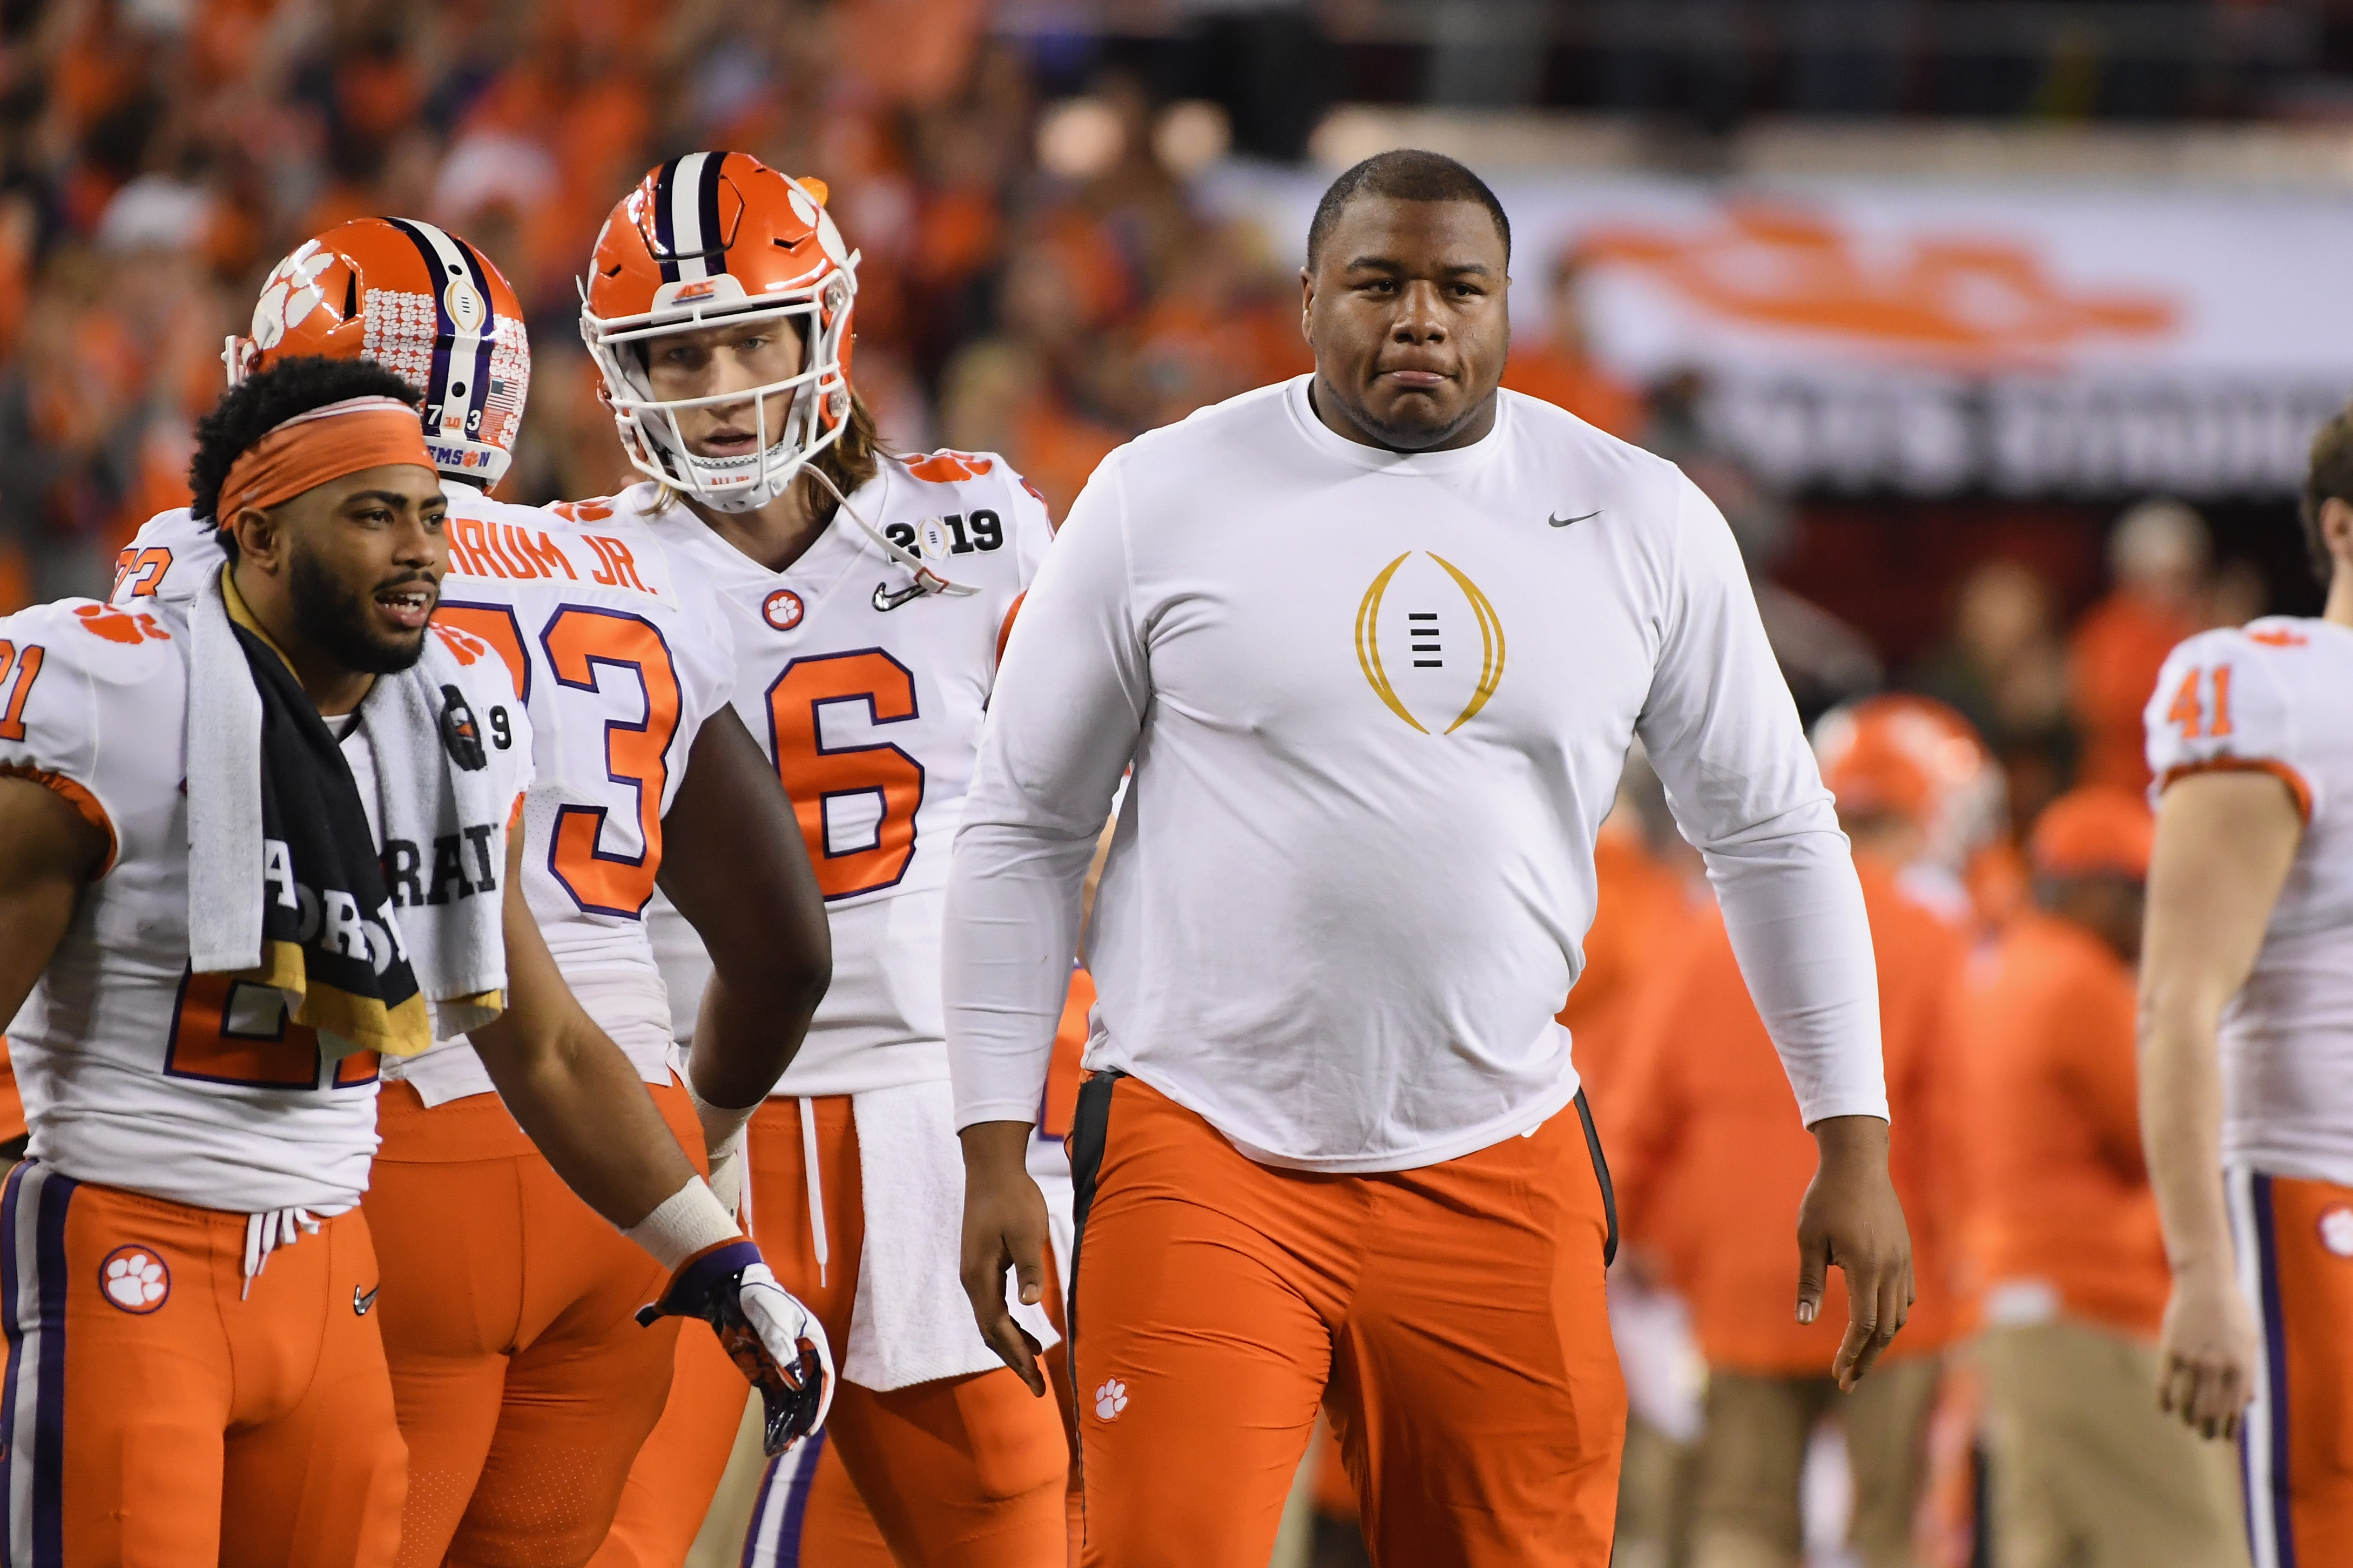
0;595;530;1212
633;452;1053;1096
2145;617;2353;1187
114;492;738;1103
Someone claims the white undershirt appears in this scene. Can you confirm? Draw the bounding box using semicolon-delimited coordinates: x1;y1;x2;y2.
943;380;1886;1173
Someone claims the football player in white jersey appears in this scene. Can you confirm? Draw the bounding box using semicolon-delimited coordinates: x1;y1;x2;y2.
111;219;840;1566
2140;407;2353;1568
0;358;825;1568
579;152;1071;1568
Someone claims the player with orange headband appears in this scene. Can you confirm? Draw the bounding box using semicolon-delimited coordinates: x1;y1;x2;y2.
107;218;841;1566
0;357;830;1565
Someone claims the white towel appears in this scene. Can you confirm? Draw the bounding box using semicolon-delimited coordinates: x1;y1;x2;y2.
184;563;509;1045
842;1079;1060;1392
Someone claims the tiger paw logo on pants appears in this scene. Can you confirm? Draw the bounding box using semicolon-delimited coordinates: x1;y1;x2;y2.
1094;1378;1128;1421
98;1244;170;1313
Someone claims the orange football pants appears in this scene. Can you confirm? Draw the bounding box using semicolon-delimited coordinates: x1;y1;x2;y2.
763;1235;1086;1568
2238;1167;2353;1568
366;1079;704;1568
0;1160;407;1566
1067;1073;1625;1568
594;1094;1069;1567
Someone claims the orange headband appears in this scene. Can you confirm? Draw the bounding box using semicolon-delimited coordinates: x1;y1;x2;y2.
218;396;434;517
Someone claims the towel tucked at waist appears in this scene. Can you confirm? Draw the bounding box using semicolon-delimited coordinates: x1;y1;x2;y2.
844;1079;1059;1391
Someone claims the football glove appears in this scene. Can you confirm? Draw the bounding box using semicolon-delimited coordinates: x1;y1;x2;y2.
638;1239;833;1454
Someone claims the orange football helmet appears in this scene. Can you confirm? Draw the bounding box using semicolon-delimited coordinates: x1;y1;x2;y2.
578;151;859;513
1812;694;2006;871
226;218;531;489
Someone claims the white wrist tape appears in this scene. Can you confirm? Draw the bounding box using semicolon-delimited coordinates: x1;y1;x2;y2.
624;1178;741;1272
682;1069;760;1155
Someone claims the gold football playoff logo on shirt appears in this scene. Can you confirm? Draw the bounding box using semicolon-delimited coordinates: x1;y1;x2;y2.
1354;552;1506;734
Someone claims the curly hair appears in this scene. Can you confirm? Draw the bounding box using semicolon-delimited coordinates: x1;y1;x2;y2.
188;355;423;523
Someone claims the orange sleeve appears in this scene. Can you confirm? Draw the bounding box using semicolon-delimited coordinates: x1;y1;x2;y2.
994;591;1026;669
2054;965;2146;1183
0;763;117;875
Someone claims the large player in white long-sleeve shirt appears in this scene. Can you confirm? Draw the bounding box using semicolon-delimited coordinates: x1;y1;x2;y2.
946;152;1910;1568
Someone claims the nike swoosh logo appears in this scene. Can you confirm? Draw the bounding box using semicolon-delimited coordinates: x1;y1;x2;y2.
873;582;926;612
353;1284;380;1316
1549;510;1602;528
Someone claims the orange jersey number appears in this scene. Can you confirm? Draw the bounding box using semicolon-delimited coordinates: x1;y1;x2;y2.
2166;664;2236;741
109;546;172;601
766;650;925;900
434;600;532;702
543;606;682;918
0;640;45;742
164;969;379;1090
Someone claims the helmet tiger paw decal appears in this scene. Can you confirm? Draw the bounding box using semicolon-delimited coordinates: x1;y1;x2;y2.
249;240;335;352
99;1245;170;1313
71;604;171;644
1093;1377;1129;1421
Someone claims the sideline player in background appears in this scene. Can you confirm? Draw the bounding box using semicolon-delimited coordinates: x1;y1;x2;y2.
0;361;820;1566
581;153;1070;1568
1606;697;1967;1568
1959;787;2247;1568
947;148;1910;1567
116;220;840;1567
2140;408;2353;1568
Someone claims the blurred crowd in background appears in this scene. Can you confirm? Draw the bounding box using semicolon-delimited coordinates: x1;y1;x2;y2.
1;2;2345;1566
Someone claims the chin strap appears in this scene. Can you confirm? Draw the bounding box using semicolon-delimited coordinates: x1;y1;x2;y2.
804;463;978;600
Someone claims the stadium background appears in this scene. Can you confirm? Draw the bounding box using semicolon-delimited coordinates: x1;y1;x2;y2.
4;1;2347;1565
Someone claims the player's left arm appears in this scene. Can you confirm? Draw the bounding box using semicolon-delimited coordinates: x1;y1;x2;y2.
2140;769;2301;1439
1635;471;1907;1389
0;778;109;1022
659;706;832;1199
470;828;703;1226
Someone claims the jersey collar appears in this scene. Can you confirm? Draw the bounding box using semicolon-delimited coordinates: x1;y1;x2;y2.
1282;375;1510;477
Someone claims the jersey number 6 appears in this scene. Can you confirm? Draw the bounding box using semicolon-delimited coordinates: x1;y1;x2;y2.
766;650;925;900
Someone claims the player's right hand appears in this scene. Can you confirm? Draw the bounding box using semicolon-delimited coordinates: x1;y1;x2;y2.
637;1239;834;1454
2156;1264;2259;1441
958;1121;1050;1397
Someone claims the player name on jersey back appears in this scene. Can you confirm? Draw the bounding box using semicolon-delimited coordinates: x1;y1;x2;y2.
440;509;680;610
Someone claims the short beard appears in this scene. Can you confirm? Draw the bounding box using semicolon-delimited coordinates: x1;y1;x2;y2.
288;543;429;677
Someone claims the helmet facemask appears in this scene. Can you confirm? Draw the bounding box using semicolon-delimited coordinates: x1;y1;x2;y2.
584;267;856;515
